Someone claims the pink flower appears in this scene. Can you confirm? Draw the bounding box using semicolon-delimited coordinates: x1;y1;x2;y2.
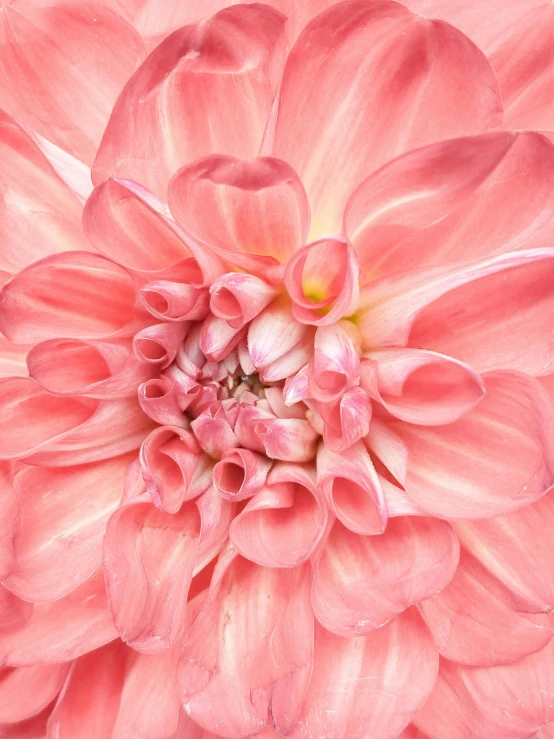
0;0;554;737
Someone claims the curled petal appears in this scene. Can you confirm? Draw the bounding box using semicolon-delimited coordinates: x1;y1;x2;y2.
421;549;553;667
133;323;188;369
0;252;137;344
170;156;309;270
258;336;313;384
285;238;359;325
312;517;459;636
255;417;319;462
270;0;501;236
289;610;438;739
309;324;360;403
0;0;145;163
213;449;271;502
395;372;554;519
94;5;288;198
138;377;188;427
140;282;209;322
248;297;309;370
199;314;246;363
230;463;327;567
317;441;387;535
27;338;155;398
140;426;208;514
318;386;371;452
360;348;485;425
0;570;117;666
191;403;240;459
178;553;313;738
210;273;277;329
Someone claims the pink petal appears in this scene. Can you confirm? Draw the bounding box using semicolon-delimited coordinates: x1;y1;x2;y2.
47;641;128;739
312;517;459;636
455;486;554;613
191;403;239;459
247;297;308;370
209;273;278;329
229;462;327;567
309;324;360;403
0;336;30;380
394;372;554;519
0;570;117;665
0;252;137;344
178;554;313;738
199;315;246;363
364;417;408;486
421;549;553;666
27;338;155;398
254;416;319;463
346;132;554;278
359;248;554;377
270;0;501;236
138;377;188;427
258;336;313;384
140;282;209;323
103;497;200;652
360;349;485;425
0;0;144;164
317;441;387;535
93;5;287;199
213;448;271;502
0;111;92;275
289;610;438;739
3;455;131;602
169;156;309;270
284;237;360;326
0;663;69;723
317;386;372;453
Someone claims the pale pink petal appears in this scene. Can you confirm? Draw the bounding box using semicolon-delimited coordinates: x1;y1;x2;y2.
312;517;459;636
0;570;117;665
0;663;69;723
421;549;553;666
346;132;554;278
0;253;137;344
360;349;485;425
140;426;209;513
178;553;313;738
358;248;554;377
394;372;554;519
455;486;554;613
0;0;144;163
3;456;132;602
0;111;92;274
230;463;327;567
405;0;554;130
209;273;278;330
199;315;246;363
27;338;155;398
309;324;360;403
213;449;271;502
103;497;200;652
284;238;359;326
47;641;128;739
364;417;408;486
283;364;310;406
270;0;502;237
317;387;371;453
132;323;188;370
317;441;387;535
247;297;309;370
258;336;313;384
254;417;319;463
289;610;438;739
191;403;239;459
264;387;306;420
93;5;287;199
169;156;309;270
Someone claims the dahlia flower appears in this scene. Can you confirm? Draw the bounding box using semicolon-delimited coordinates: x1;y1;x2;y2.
1;0;554;737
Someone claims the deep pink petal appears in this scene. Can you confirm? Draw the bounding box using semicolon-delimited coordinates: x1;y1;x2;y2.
289;610;438;739
394;372;554;519
0;0;144;163
93;5;287;199
312;517;459;636
178;553;313;739
169;156;309;269
0;663;69;723
270;0;501;236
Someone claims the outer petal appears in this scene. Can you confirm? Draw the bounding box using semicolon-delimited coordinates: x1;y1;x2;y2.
358;248;554;377
394;372;554;519
455;486;554;613
0;663;69;723
0;253;137;344
270;0;502;237
312;517;459;636
0;0;144;163
346;132;554;278
420;549;553;666
3;455;132;602
178;554;313;739
0;111;91;274
289;610;438;739
0;570;117;666
169;156;309;269
93;5;287;199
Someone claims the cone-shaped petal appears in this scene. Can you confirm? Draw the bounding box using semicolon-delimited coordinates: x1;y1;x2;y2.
140;283;209;322
133;323;188;369
138;377;188;427
213;448;271;502
309;324;360;403
210;273;277;329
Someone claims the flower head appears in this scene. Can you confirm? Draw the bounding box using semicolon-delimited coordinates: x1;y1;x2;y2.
1;0;554;737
